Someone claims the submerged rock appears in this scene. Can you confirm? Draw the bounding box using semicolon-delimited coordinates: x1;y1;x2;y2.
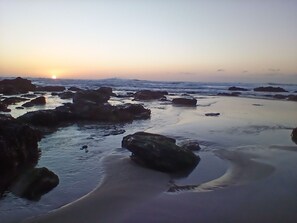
292;128;297;144
179;140;201;151
228;86;248;91
172;97;197;106
22;96;46;107
122;132;200;173
253;86;287;92
11;167;59;201
217;92;241;97
134;90;167;101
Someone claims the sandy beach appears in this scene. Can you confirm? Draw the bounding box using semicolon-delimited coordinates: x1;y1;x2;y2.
17;95;297;223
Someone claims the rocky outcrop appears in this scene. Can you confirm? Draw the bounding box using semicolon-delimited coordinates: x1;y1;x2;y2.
292;128;297;144
253;86;287;92
228;86;248;91
0;114;42;195
134;90;168;101
36;86;66;92
172;97;197;106
73;90;110;105
1;97;29;105
11;167;59;201
22;96;46;107
96;87;115;96
58;91;75;99
122;132;200;173
0;77;36;95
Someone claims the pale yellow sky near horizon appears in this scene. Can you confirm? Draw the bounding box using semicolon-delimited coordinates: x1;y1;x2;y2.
0;0;297;83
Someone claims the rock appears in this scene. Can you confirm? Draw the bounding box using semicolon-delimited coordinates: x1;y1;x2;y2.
217;92;241;96
0;77;36;95
134;90;168;101
68;86;82;91
122;132;200;173
179;140;201;151
73;90;110;105
16;107;24;110
96;87;115;96
172;97;197;106
228;86;248;91
253;86;287;92
11;167;59;201
36;86;66;92
22;96;46;107
287;95;297;101
21;94;37;98
17;109;77;128
111;104;151;121
0;114;41;194
1;97;29;106
0;102;11;112
58;91;75;99
292;128;297;144
205;113;220;116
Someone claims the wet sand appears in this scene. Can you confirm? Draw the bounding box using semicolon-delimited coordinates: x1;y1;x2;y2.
20;96;297;223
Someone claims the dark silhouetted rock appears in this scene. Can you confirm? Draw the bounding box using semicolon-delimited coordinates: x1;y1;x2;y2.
172;98;197;106
0;77;36;95
22;96;46;107
0;102;10;112
11;167;59;201
0;114;41;194
73;90;110;105
292;128;297;144
254;86;287;92
111;104;151;121
134;90;168;101
122;132;200;173
22;94;37;98
36;86;66;92
96;87;115;96
205;113;220;116
228;86;248;91
68;86;82;91
179;140;201;151
287;95;297;101
217;92;241;96
58;91;75;99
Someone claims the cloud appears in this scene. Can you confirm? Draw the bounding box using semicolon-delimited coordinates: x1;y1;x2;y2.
217;69;225;72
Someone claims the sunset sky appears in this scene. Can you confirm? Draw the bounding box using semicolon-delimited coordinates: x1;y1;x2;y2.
0;0;297;83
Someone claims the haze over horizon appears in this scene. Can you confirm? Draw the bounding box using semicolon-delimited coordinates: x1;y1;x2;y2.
1;0;297;84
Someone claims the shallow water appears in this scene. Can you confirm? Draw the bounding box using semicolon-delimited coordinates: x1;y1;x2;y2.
0;87;297;222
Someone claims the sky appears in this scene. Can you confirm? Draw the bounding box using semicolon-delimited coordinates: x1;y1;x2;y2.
0;0;297;83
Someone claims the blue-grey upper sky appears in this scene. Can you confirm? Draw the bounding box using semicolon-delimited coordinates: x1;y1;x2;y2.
0;0;297;83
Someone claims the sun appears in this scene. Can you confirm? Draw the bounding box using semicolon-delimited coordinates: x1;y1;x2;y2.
51;75;57;79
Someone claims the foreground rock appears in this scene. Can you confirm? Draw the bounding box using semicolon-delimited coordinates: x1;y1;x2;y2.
228;86;248;91
122;132;200;173
134;90;168;101
292;128;297;144
172;97;197;106
0;114;41;195
22;96;46;107
253;86;287;92
0;77;36;95
11;167;59;201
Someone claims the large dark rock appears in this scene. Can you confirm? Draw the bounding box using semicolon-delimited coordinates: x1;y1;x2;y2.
228;86;248;91
36;86;66;92
11;167;59;201
134;90;168;101
96;87;115;96
172;97;197;106
0;102;11;112
122;132;200;173
68;86;82;91
253;86;287;92
292;128;297;144
73;90;110;105
0;114;41;194
287;95;297;101
22;96;46;107
58;91;75;99
0;77;36;95
110;104;151;121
